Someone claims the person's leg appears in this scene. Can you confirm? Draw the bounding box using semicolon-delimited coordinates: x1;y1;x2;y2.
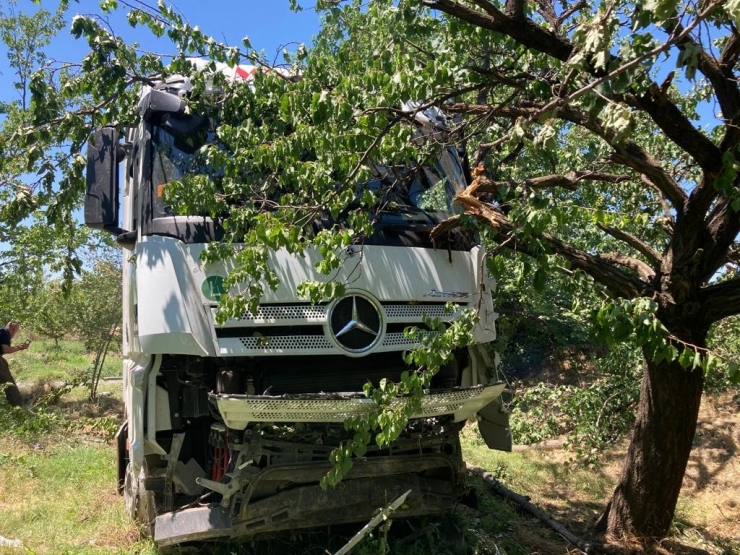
0;357;23;407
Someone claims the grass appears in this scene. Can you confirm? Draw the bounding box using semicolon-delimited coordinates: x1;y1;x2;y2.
0;341;140;554
461;427;610;549
0;436;152;555
8;338;120;385
0;340;738;554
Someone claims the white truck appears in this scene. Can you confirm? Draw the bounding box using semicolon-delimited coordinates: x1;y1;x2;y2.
84;64;510;546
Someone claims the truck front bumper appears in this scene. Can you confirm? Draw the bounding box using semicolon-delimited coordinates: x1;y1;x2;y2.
209;383;506;430
155;462;459;546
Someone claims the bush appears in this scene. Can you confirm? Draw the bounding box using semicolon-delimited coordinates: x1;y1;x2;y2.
508;344;642;464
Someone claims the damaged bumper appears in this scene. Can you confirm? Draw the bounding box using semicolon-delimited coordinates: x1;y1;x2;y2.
209;383;506;430
155;457;461;546
154;384;509;546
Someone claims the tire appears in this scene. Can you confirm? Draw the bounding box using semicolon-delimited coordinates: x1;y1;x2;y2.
123;461;157;538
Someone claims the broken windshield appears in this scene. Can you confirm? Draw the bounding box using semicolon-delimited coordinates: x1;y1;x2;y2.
366;148;467;224
150;119;467;225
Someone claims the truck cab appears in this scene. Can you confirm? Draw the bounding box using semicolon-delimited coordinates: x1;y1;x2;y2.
84;63;510;546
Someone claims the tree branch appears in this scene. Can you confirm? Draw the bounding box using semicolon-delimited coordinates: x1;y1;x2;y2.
532;0;557;28
556;0;588;28
597;223;662;267
605;140;688;213
599;252;656;281
699;277;740;323
625;85;723;175
427;0;725;181
445;101;690;211
422;0;573;61
666;19;740;156
699;194;740;282
466;65;526;89
640;174;675;227
474;171;630;194
720;27;740;69
434;169;654;299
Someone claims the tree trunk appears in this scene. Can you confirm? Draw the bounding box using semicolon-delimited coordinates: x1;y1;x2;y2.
596;344;705;539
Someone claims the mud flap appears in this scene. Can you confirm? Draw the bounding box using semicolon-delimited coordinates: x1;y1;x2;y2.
477;397;512;451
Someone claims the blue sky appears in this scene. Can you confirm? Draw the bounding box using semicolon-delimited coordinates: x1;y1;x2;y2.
0;0;322;103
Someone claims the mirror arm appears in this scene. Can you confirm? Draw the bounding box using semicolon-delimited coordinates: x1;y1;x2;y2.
116;229;137;248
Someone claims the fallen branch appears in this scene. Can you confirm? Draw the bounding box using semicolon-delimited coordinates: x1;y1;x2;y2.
333;489;411;555
466;463;609;554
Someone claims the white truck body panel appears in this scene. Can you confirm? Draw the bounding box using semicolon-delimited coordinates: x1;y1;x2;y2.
131;237;496;358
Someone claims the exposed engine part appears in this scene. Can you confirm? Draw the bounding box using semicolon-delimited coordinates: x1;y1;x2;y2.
216;368;243;394
209;423;229;483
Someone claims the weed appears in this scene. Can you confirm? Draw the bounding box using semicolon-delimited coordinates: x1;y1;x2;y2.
0;404;60;437
66;415;120;441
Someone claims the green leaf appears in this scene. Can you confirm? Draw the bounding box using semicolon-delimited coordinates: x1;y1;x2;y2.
644;0;679;21
678;347;693;369
692;350;702;370
728;362;740;384
727;0;740;27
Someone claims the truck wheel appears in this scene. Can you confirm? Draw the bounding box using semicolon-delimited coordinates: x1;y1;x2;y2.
123;462;156;538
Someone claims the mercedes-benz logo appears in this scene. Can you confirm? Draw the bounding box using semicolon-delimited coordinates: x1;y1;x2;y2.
327;293;384;355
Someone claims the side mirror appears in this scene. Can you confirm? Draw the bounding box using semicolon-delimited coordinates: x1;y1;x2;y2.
140;89;186;123
85;127;125;233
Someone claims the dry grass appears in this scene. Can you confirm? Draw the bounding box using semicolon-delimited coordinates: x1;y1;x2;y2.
673;390;740;553
462;390;740;554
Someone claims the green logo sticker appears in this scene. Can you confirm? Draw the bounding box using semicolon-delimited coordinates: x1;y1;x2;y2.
202;276;226;301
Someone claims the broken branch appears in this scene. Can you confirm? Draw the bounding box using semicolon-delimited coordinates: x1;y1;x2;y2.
437;170;654;299
466;463;607;554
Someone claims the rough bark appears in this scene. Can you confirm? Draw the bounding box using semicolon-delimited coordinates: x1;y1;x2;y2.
699;276;740;323
596;342;705;539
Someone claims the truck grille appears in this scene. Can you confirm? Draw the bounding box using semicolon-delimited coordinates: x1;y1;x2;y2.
211;301;459;357
228;302;454;323
237;304;327;323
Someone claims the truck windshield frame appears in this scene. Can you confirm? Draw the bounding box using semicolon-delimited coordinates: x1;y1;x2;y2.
143;117;471;248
